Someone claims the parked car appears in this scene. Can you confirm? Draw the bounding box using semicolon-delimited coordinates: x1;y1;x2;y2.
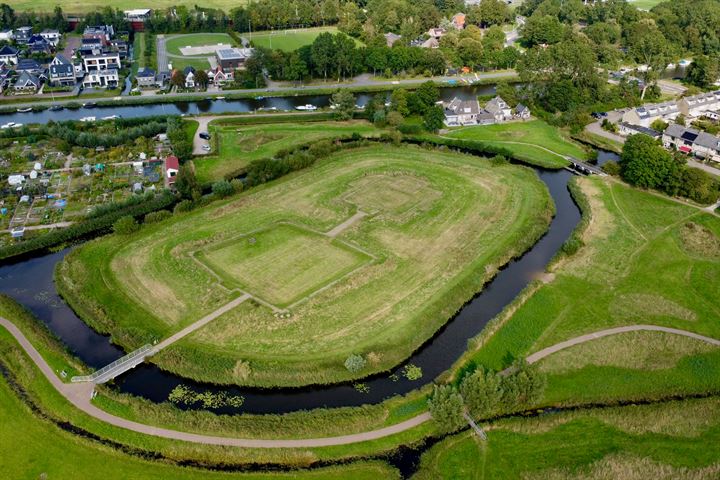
199;132;211;140
202;144;211;151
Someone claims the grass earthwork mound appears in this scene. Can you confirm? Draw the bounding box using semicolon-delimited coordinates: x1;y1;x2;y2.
57;145;553;387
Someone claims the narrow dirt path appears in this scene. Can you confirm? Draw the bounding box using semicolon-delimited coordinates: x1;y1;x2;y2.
325;211;367;238
1;316;718;447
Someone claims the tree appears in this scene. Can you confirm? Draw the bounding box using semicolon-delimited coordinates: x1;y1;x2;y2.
521;15;564;46
194;69;209;89
468;0;511;27
311;32;336;80
175;163;201;200
620;134;676;189
390;88;410;116
331;89;356;120
212;180;234;198
423;105;445;132
427;385;465;434
113;215;139;235
344;354;366;373
500;361;546;410
170;70;186;89
686;55;720;89
460;367;504;418
387;110;404;126
625;21;671;99
650;119;669;132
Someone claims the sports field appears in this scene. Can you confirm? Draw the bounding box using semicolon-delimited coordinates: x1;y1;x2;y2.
165;33;236;56
194;120;381;183
444;120;587;168
467;177;720;404
247;27;362;52
58;145;553;387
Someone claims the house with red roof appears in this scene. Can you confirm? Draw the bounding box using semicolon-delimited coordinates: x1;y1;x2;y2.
165;155;179;185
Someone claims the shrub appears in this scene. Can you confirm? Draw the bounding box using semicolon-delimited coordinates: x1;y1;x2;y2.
427;384;465;434
602;160;621;176
387;110;404;127
113;216;140;235
344;354;366;373
173;200;194;214
230;178;244;193
500;361;546;411
211;180;234;198
402;364;423;380
144;210;172;224
460;366;504;418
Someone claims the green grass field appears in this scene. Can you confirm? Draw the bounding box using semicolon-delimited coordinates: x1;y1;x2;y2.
0;375;398;480
444;120;586;168
194;120;381;183
413;397;720;479
247;27;362;52
465;176;720;405
58;144;553;387
165;33;236;56
630;0;665;10
10;1;246;13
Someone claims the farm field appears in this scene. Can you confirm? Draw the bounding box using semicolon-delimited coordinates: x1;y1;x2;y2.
0;374;397;480
466;176;720;405
413;397;720;479
246;27;362;52
9;1;247;13
194;120;381;183
58;145;553;387
444;120;587;168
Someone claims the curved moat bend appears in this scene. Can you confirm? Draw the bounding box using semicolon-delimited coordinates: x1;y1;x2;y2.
0;154;607;415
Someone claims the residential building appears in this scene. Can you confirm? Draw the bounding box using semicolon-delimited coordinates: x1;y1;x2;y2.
515;103;531;120
14;71;41;92
451;13;466;30
165;155;179;184
16;58;43;76
420;37;440;49
208;66;232;86
428;28;445;40
0;29;13;41
39;29;61;46
27;35;51;54
14;26;32;44
0;64;12;90
621;101;679;127
83;52;121;72
125;8;152;31
0;45;18;65
183;66;195;88
663;124;720;162
82;69;119;88
485;96;513;122
135;67;156;88
384;32;402;47
110;39;129;58
49;54;76;86
677;90;720;118
215;48;253;72
443;97;481;126
83;25;114;42
618;122;661;139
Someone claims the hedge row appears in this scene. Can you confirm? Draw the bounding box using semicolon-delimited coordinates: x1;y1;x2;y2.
0;191;177;261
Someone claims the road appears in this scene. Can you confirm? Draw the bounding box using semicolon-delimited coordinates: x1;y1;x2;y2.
156;35;168;72
0;70;518;111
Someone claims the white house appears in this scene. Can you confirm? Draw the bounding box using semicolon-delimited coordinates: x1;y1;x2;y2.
0;45;18;65
677;90;720;118
14;71;41;92
0;29;13;41
443;97;481;126
135;67;156;88
485;96;513;122
49;54;76;86
621;101;679;127
183;66;195;89
124;9;152;22
663;124;720;162
82;69;119;88
83;52;121;72
39;29;62;46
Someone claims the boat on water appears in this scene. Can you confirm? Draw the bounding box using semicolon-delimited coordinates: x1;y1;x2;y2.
82;102;98;108
295;104;317;111
1;122;18;129
16;107;32;113
101;115;120;120
255;96;265;100
49;105;63;111
215;96;226;100
79;116;96;122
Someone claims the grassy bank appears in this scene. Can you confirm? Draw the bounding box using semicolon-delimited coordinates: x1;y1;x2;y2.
413;397;720;479
57;144;553;387
443;120;587;168
461;176;720;405
195;120;381;183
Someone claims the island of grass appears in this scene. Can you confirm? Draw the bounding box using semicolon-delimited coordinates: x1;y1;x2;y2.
57;144;553;387
193;119;382;183
442;119;587;169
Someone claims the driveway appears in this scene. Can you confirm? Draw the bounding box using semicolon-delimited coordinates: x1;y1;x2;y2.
156;35;168;72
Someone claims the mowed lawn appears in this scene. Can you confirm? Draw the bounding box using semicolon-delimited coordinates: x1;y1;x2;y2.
0;363;396;480
58;145;553;387
194;120;381;183
444;120;587;168
10;0;247;13
468;177;720;405
247;27;362;51
165;33;236;56
414;397;720;479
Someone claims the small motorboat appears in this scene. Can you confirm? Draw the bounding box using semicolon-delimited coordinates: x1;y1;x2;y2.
16;107;32;113
82;102;98;108
295;104;317;111
49;104;63;111
215;96;225;100
79;116;96;122
255;96;265;100
102;115;120;120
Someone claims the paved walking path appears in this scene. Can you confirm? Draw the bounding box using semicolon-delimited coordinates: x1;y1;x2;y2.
1;316;718;447
325;211;368;237
151;294;250;353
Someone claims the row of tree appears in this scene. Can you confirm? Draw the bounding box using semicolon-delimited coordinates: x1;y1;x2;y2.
428;362;547;433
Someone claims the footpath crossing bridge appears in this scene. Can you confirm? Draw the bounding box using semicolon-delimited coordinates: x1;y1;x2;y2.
71;344;154;384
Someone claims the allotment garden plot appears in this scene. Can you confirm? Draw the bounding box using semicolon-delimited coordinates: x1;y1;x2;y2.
59;145;553;387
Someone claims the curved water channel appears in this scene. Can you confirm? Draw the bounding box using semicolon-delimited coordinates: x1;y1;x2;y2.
0;88;620;415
